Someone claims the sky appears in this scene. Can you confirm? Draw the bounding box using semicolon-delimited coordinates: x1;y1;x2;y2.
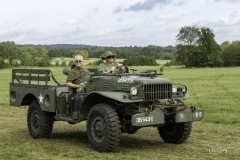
0;0;240;47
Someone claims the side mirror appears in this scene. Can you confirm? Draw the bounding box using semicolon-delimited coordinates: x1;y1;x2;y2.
130;69;137;73
63;68;70;75
124;66;129;73
160;66;164;73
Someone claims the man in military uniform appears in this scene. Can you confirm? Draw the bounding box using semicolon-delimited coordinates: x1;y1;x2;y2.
98;51;125;74
66;55;90;93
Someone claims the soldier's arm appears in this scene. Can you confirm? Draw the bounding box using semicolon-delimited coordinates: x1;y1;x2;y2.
98;64;112;74
66;81;80;88
66;71;80;88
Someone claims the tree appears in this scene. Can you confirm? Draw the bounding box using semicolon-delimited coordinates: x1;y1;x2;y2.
221;41;240;66
74;50;89;60
37;56;51;67
48;48;58;57
140;45;173;59
176;26;199;45
0;43;4;52
220;41;231;51
175;26;222;67
36;47;48;57
0;56;7;69
20;46;50;66
20;52;34;66
20;47;37;66
0;41;22;65
197;27;222;67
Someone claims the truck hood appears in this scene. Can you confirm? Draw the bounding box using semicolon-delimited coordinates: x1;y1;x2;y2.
92;75;171;84
118;76;171;84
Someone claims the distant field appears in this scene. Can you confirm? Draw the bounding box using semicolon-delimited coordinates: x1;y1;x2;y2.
0;66;239;159
51;57;170;66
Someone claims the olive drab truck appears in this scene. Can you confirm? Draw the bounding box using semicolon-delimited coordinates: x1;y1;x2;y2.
9;67;204;152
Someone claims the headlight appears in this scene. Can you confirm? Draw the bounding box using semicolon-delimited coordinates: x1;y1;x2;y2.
172;86;177;93
172;85;187;93
130;87;137;95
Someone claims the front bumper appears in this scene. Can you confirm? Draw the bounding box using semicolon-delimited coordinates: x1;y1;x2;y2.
131;107;204;127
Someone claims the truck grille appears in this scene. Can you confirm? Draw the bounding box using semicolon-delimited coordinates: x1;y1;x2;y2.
143;84;172;101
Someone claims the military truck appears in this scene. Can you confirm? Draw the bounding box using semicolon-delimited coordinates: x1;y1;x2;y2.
9;67;203;152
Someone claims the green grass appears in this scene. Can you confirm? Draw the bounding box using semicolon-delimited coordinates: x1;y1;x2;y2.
0;66;240;159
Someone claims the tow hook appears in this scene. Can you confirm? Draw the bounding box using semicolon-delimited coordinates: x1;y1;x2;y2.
144;108;150;116
191;105;196;112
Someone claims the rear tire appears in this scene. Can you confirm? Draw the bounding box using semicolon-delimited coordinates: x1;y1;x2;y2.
158;122;192;143
87;103;121;152
27;100;54;139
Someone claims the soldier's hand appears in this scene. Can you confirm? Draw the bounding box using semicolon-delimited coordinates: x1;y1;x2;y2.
121;66;125;72
80;82;86;88
77;83;86;92
117;64;125;72
118;63;123;68
110;67;116;73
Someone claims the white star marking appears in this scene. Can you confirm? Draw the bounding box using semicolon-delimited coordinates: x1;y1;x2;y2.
180;114;183;119
39;93;44;104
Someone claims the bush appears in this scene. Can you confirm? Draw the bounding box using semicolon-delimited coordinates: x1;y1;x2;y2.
68;60;74;66
164;62;171;67
88;59;104;66
37;56;51;67
123;56;157;66
61;60;66;67
0;57;7;69
164;59;183;67
55;60;59;66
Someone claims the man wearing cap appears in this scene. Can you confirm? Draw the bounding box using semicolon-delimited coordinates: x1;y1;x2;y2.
98;51;125;74
66;55;90;93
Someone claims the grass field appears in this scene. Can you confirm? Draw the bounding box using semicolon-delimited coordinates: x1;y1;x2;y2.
0;66;239;159
51;57;170;66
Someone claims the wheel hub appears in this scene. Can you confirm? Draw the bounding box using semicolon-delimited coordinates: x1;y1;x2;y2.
163;123;178;134
92;117;106;142
32;112;40;130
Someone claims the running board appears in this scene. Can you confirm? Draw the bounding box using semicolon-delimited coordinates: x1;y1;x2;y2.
54;116;79;123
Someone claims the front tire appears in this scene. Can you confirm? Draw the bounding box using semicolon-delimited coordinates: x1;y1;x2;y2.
27;100;54;139
87;103;121;152
158;122;192;143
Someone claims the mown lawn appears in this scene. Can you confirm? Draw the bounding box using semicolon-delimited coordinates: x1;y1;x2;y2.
0;66;239;159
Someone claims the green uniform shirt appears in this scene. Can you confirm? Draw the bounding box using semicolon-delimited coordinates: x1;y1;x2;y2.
98;62;124;73
66;67;90;84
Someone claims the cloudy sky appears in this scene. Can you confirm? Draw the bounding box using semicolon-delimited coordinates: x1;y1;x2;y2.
0;0;240;47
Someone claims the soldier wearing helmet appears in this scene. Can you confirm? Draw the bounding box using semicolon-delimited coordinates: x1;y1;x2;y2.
98;51;125;74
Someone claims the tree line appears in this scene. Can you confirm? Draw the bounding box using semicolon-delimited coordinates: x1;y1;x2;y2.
173;26;240;67
0;25;240;68
0;42;176;68
46;45;175;60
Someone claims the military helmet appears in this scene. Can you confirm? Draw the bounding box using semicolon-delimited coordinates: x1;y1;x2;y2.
102;51;115;59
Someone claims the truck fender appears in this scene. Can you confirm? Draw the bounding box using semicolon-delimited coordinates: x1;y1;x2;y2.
79;91;143;120
20;93;38;106
84;91;143;103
